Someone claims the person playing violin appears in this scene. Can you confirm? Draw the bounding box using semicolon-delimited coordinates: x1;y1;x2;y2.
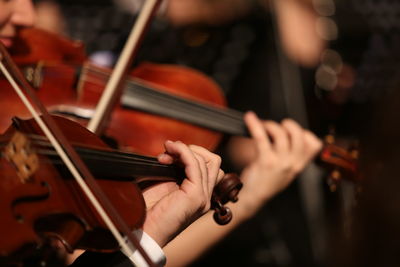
163;112;322;266
1;1;226;266
0;0;322;266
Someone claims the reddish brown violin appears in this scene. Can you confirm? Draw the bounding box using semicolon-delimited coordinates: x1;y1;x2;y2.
0;116;146;261
0;115;241;262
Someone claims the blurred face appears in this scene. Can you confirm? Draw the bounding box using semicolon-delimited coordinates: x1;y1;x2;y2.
0;0;35;48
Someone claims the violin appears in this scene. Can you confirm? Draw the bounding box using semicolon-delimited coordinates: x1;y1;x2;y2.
0;115;241;263
0;116;146;262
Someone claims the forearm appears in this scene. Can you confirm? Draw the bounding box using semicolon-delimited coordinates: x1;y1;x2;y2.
163;115;322;267
271;0;325;66
166;0;253;26
163;198;259;267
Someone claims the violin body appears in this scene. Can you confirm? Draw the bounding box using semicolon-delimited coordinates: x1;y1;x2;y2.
0;68;77;133
10;27;85;65
0;28;84;134
0;116;146;264
2;27;226;156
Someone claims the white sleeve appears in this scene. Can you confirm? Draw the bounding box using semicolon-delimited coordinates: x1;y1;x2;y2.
122;229;166;267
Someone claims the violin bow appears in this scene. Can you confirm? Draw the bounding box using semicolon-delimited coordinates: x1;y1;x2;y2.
0;44;156;267
87;0;163;135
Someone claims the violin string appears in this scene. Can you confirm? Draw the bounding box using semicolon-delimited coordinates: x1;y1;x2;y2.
0;154;182;183
84;66;246;129
32;146;165;167
83;65;248;135
0;142;182;182
0;134;181;171
37;150;169;171
80;66;109;87
127;78;245;122
124;81;247;135
25;134;174;167
6;133;143;163
84;65;111;81
132;78;244;119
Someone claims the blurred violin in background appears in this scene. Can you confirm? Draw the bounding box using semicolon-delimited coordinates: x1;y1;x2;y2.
2;28;226;156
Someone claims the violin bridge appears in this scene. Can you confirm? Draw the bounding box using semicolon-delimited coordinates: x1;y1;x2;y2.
23;61;44;89
3;131;39;183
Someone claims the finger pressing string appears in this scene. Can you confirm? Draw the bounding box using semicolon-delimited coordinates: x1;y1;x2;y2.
263;120;290;154
281;119;304;156
188;144;222;192
192;152;209;198
244;111;272;156
163;140;202;190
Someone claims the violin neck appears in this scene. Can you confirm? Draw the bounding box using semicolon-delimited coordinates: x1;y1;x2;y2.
30;139;186;183
121;79;249;137
76;147;186;183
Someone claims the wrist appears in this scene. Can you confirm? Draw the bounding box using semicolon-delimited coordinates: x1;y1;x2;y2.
231;185;274;222
143;214;169;248
226;197;260;223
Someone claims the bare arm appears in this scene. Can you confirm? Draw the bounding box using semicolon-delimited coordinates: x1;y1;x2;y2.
165;0;253;26
164;0;325;66
163;112;322;266
268;0;326;66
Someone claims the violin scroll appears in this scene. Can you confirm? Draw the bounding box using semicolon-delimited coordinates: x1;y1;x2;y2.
318;133;359;191
211;173;242;225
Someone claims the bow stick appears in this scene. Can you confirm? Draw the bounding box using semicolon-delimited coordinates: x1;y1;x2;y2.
87;0;163;135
